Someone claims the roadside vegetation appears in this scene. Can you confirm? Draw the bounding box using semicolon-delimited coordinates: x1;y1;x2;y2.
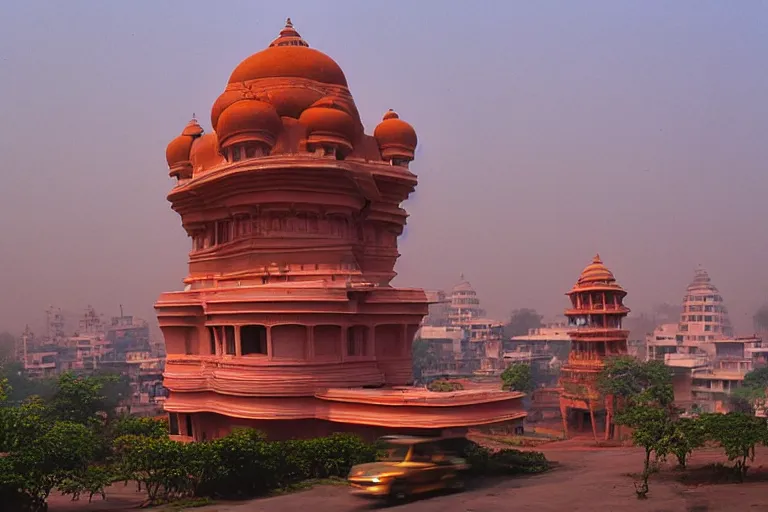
598;356;768;499
0;370;550;511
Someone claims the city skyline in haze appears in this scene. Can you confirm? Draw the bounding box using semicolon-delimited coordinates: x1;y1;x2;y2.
0;1;766;336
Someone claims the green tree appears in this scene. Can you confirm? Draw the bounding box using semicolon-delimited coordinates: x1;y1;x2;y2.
501;363;534;393
0;396;52;453
613;390;676;499
700;412;768;481
598;356;674;406
113;434;201;504
0;362;56;403
728;367;768;415
3;421;98;511
503;309;543;338
743;366;768;390
111;416;168;439
50;372;117;426
669;417;706;469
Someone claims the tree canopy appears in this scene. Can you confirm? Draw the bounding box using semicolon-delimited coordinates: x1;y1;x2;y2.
598;356;674;406
501;363;534;393
503;309;543;338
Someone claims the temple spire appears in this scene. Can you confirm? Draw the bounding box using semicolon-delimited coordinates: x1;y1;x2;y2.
270;17;309;47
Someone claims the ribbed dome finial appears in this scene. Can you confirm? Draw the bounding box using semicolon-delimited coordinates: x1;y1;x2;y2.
271;17;309;47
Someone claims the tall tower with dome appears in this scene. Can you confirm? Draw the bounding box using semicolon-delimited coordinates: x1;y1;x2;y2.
157;20;526;441
558;255;630;441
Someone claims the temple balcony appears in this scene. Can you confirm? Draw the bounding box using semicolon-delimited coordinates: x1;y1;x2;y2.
162;355;404;396
565;305;630;314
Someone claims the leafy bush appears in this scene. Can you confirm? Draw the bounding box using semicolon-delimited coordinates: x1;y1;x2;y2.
501;363;534;393
458;440;549;476
699;412;768;480
428;380;464;392
111;416;168;439
115;429;377;503
114;434;191;504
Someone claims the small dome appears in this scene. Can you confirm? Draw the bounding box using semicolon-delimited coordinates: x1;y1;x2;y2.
373;110;417;162
211;89;249;132
166;118;203;178
572;254;623;290
217;99;282;151
298;96;355;153
266;87;324;119
228;20;348;87
190;132;225;176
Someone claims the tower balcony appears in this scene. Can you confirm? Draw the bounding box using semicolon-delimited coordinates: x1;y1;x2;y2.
565;305;630;315
567;328;630;341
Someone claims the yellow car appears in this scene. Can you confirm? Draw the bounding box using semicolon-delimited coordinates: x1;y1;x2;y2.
348;435;470;501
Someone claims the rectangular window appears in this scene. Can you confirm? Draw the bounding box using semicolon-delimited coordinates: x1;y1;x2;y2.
704;316;712;322
185;414;193;437
207;327;216;355
224;326;236;355
169;413;180;435
346;326;367;356
184;329;193;355
704;325;711;331
241;325;268;355
216;220;231;244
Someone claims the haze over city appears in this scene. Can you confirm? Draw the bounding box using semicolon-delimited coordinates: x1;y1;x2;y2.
1;0;767;335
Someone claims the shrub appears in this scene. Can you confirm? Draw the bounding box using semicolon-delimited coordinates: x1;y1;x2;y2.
111;416;168;440
428;380;464;392
457;440;549;476
118;429;378;501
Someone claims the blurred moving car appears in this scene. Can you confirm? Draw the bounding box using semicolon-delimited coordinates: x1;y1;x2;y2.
347;435;470;501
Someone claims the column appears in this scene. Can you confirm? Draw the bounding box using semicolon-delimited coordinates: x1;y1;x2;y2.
307;325;315;359
235;326;242;357
266;326;273;360
340;326;348;362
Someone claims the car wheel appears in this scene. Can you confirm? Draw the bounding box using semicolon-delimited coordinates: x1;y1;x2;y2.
388;480;410;502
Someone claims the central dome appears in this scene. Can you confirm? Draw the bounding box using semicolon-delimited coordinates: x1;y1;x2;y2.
228;19;348;87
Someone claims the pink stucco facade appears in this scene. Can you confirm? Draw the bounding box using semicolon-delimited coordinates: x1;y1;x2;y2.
158;20;525;441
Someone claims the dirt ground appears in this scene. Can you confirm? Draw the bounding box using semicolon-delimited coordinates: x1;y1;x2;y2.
48;441;768;512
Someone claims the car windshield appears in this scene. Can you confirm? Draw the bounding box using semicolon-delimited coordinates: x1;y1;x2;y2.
380;443;410;462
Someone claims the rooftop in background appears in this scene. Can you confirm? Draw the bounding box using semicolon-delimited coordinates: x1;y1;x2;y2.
511;325;572;342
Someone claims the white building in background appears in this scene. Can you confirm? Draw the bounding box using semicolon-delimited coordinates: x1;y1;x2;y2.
645;268;765;413
447;275;486;327
677;268;733;342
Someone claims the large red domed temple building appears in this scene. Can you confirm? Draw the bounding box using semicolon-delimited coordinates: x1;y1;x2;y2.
157;20;526;441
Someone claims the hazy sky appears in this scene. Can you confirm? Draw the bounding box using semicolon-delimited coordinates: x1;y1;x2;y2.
0;1;766;336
